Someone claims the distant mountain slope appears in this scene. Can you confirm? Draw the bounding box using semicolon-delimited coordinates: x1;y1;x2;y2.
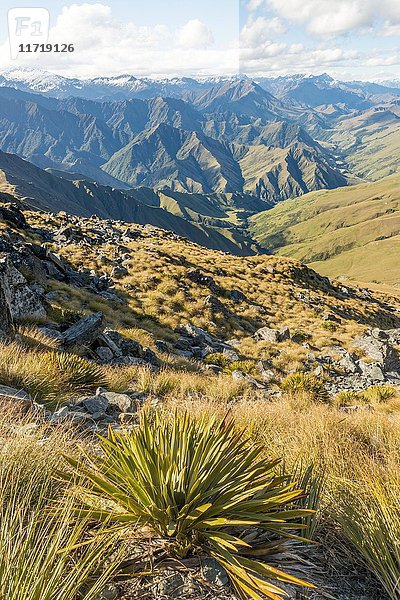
0;84;349;201
2;68;399;106
249;175;400;284
193;79;286;119
327;105;400;181
257;74;373;109
102;123;244;193
1;68;400;216
238;140;348;203
0;150;259;256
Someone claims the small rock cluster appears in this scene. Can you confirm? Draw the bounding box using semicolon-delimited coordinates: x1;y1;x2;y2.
173;323;239;361
308;327;400;394
50;387;143;429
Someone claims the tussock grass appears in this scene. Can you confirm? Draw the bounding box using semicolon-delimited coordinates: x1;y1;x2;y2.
104;364;251;402
0;411;122;600
280;372;328;402
334;472;400;600
0;342;63;401
0;342;107;404
333;385;399;408
46;352;108;392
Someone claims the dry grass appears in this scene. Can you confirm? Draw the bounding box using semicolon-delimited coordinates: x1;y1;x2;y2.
160;392;400;596
25;209;400;367
0;209;398;597
0;410;122;600
0;341;107;404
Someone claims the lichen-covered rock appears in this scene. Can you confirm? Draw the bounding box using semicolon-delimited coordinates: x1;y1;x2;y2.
61;312;104;348
254;326;290;343
0;254;47;321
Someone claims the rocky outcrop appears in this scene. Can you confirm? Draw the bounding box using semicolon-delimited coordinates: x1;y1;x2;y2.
174;323;236;359
0;272;14;341
49;386;143;428
309;328;400;394
0;253;47;321
186;269;219;292
0;203;27;229
254;326;290;342
61;312;104;349
93;329;159;366
354;328;400;373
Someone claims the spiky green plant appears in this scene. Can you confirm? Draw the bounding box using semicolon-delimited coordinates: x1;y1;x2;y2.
46;351;107;392
203;352;231;368
287;464;325;539
363;385;397;404
60;412;315;599
281;373;328;402
332;390;365;408
223;360;256;375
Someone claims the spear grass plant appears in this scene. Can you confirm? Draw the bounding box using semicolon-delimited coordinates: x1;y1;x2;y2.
60;411;315;599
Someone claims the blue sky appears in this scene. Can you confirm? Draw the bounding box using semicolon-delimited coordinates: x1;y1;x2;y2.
0;0;399;80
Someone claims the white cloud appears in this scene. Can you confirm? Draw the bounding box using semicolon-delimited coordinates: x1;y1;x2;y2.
264;0;400;36
240;16;285;48
241;42;366;77
246;0;267;11
0;3;237;78
379;21;400;36
176;19;214;49
266;0;372;36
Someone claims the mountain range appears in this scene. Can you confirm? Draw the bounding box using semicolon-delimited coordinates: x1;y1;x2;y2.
0;67;399;282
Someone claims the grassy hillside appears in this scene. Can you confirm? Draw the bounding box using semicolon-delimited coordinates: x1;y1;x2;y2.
329;106;400;181
1;201;400;599
249;174;400;284
0;196;400;600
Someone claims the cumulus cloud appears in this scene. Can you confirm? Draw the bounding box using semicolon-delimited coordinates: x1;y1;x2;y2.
379;21;400;36
246;0;267;11
240;16;285;48
0;3;236;78
265;0;400;36
241;40;365;77
176;19;214;49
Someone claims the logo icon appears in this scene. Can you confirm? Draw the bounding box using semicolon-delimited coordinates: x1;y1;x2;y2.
8;8;50;59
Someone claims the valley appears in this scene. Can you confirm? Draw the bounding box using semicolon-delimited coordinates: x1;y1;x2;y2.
0;65;399;600
0;69;399;285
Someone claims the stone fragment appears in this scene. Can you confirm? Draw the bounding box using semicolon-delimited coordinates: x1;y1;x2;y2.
62;312;104;348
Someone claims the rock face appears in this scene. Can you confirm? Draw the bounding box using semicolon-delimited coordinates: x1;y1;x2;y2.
354;328;400;373
0;269;14;341
314;327;400;394
94;329;159;366
0;204;27;229
0;254;47;322
49;387;141;427
186;268;219;292
204;294;228;315
174;323;235;359
61;312;104;348
254;326;290;343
